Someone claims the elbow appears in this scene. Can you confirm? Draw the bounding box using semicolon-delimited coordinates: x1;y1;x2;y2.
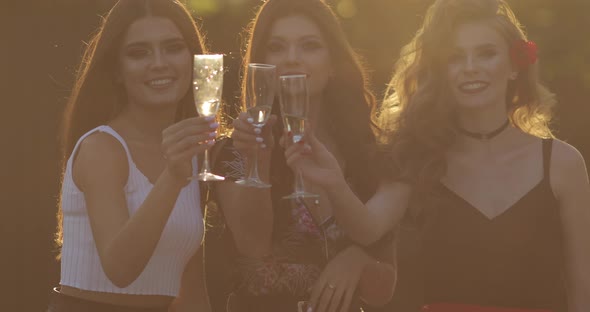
356;237;379;247
102;260;141;288
110;278;133;289
105;270;136;288
104;268;135;288
353;230;382;247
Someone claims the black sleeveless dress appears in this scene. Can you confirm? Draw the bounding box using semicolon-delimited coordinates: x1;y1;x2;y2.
420;139;568;311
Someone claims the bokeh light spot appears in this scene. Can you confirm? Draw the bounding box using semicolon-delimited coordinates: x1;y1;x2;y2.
189;0;221;15
337;0;357;19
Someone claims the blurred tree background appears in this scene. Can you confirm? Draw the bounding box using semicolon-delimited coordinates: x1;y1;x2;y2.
1;0;588;311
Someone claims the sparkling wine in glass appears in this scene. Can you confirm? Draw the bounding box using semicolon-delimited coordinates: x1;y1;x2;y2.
283;114;307;144
278;74;319;199
236;63;276;188
192;54;225;181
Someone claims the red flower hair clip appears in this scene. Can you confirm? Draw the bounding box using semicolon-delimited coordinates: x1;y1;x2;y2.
510;39;538;70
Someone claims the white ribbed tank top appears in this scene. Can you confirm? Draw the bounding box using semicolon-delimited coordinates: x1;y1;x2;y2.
59;125;204;296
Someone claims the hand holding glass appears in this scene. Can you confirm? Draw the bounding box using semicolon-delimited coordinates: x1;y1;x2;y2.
192;54;225;181
235;63;276;188
279;74;319;199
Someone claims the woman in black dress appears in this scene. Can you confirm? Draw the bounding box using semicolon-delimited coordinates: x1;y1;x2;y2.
284;0;590;311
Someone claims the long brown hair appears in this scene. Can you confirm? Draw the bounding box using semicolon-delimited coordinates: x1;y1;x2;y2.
379;0;555;201
55;0;206;254
241;0;379;202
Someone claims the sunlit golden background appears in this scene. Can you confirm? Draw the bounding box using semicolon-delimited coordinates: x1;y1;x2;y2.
2;0;588;311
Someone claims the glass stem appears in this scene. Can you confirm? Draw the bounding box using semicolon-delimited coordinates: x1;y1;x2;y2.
294;169;306;195
247;144;262;182
201;149;212;174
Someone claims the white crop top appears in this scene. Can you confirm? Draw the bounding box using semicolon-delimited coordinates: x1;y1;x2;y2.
59;125;204;296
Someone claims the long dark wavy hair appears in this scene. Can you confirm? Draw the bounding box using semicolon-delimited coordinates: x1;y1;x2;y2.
55;0;206;255
378;0;555;215
240;0;379;202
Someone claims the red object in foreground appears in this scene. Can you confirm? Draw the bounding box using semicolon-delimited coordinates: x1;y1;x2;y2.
421;303;552;312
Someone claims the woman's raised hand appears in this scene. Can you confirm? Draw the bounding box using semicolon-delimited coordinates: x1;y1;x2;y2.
284;130;344;188
231;112;277;154
161;116;218;182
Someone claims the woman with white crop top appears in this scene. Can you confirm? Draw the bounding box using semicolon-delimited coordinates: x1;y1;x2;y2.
50;1;215;311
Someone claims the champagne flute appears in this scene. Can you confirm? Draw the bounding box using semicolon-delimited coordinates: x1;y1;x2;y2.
278;74;319;199
235;63;276;188
192;54;225;181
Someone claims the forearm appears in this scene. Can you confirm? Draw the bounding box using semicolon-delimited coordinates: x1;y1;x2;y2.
212;142;275;257
216;150;273;257
324;179;383;245
101;169;185;287
219;184;274;257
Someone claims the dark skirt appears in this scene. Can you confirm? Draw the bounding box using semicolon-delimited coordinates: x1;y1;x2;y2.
47;287;169;312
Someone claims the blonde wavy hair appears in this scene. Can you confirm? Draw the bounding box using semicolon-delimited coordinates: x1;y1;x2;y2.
377;0;556;212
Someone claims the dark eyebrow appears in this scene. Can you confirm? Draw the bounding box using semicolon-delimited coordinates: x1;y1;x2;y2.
124;37;185;49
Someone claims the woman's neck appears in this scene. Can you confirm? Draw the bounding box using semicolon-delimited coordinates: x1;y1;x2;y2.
114;106;176;144
456;103;508;135
452;102;519;155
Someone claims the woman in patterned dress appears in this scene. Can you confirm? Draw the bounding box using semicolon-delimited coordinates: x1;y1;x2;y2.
204;0;397;311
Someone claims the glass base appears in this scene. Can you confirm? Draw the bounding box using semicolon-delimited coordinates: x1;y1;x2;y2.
191;172;225;182
235;178;271;189
282;191;320;200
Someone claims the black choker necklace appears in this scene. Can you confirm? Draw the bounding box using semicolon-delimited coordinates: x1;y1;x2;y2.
456;119;510;140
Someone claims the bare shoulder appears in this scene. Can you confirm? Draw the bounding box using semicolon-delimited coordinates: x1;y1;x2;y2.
551;139;588;174
73;131;129;191
550;139;589;200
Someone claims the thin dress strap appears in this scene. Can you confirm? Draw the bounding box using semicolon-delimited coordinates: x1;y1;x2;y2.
542;138;553;183
97;125;134;161
68;126;132;166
